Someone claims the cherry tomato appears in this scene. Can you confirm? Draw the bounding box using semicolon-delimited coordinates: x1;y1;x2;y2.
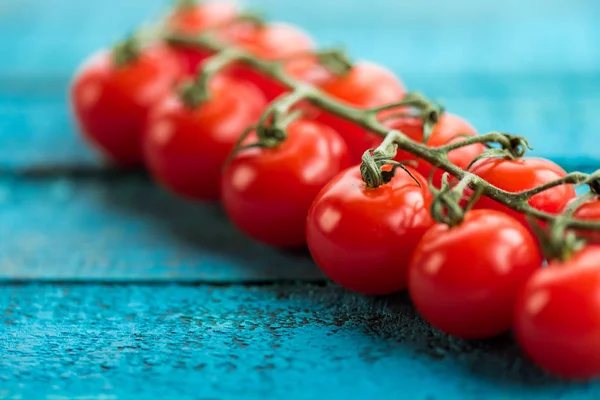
515;245;600;379
306;166;433;295
166;1;238;34
166;1;239;75
565;198;600;243
408;210;542;339
222;22;318;100
71;45;180;166
221;119;350;248
385;113;486;187
315;62;406;163
143;76;266;201
470;157;576;231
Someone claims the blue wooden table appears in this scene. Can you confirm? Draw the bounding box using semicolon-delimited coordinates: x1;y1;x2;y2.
1;0;600;398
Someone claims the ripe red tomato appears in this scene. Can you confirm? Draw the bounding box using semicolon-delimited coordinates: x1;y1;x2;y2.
408;210;542;339
71;45;181;166
221;22;318;100
385;113;486;187
470;157;577;231
565;198;600;243
166;1;239;75
514;245;600;379
221;119;350;248
166;1;238;34
143;76;266;201
315;62;406;163
306;165;433;295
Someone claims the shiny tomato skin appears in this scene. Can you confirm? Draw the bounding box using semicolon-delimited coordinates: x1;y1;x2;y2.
71;45;181;166
408;210;542;339
470;157;576;229
143;76;266;201
306;166;433;295
221;119;350;248
515;245;600;379
566;199;600;243
166;1;239;76
315;62;406;162
386;113;485;187
221;22;317;100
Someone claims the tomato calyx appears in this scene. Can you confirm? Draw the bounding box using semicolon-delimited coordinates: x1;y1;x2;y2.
466;133;532;170
360;145;421;189
112;36;142;67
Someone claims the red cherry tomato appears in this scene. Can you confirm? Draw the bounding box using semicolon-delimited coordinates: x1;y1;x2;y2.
166;1;239;75
385;113;486;187
166;1;238;34
565;198;600;243
515;245;600;379
143;76;266;201
221;22;317;100
306;166;433;295
315;62;406;163
221;119;350;248
470;157;576;231
408;209;542;339
71;45;180;166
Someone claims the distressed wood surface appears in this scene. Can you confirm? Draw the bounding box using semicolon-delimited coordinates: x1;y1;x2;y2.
0;175;322;282
1;0;600;398
3;283;599;400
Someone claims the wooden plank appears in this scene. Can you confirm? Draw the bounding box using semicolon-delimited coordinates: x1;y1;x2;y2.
0;176;322;282
1;0;599;76
2;73;600;171
1;0;600;169
1;283;597;399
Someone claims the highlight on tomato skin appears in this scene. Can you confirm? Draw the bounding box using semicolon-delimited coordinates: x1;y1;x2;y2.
142;75;267;201
408;209;542;340
306;165;433;295
70;44;181;167
514;245;600;379
384;112;486;187
221;119;350;248
315;61;407;163
469;157;577;233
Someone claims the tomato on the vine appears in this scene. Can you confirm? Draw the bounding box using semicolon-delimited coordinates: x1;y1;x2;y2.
221;22;320;100
143;75;266;201
221;119;350;248
469;157;576;230
315;62;406;163
306;165;433;295
166;0;239;75
71;44;181;166
385;113;486;187
565;198;600;243
408;209;542;339
514;245;600;379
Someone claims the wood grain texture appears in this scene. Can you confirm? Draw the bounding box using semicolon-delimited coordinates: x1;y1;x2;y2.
2;283;598;399
0;176;322;281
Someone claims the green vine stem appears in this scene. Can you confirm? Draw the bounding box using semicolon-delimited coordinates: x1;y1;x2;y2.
164;32;600;232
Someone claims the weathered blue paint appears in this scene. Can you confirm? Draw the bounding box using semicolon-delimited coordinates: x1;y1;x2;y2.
2;284;599;399
1;0;600;397
0;178;322;281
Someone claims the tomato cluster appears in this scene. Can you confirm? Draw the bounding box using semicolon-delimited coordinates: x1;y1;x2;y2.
70;1;600;380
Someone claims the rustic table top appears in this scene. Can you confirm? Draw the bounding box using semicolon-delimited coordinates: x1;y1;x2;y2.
1;0;600;398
